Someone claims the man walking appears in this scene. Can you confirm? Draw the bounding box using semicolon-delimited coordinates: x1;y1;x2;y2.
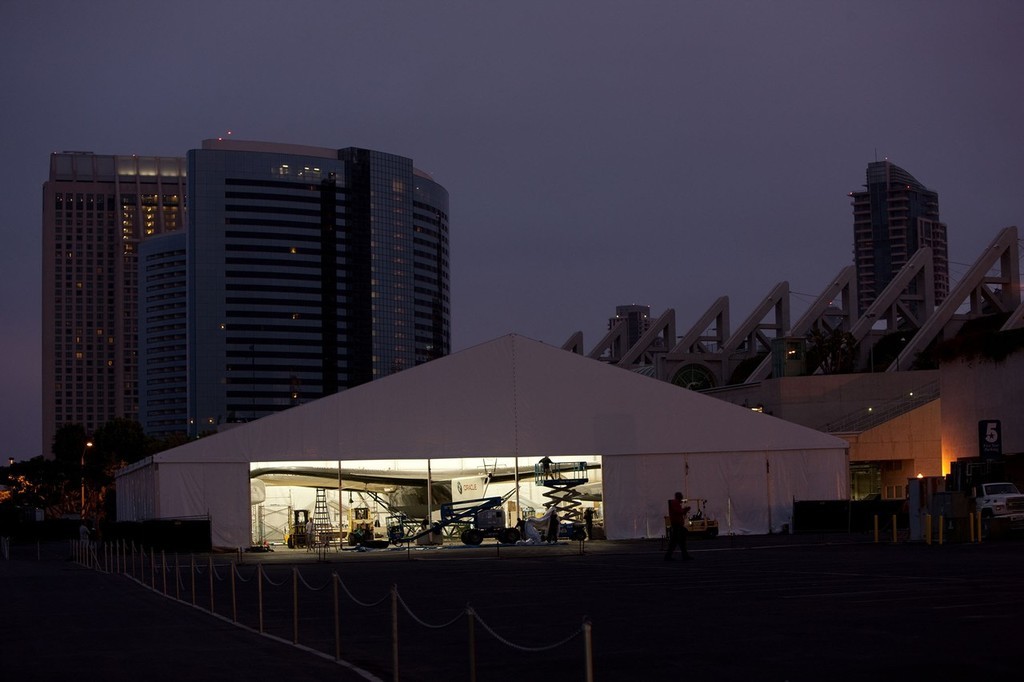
665;492;693;560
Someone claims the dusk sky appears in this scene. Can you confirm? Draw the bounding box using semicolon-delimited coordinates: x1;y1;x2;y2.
2;1;1022;461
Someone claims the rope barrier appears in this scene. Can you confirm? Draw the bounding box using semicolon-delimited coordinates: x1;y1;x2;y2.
295;568;332;592
260;567;288;588
395;590;466;629
472;610;584;652
232;563;253;583
78;545;593;679
336;575;391;608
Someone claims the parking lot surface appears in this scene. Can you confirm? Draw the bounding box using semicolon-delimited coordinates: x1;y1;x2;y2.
3;534;1022;681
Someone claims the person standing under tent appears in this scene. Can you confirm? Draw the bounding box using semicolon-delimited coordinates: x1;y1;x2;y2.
545;506;559;544
665;492;692;560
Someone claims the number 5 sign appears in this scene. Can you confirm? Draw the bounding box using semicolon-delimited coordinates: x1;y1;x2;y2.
978;420;1002;460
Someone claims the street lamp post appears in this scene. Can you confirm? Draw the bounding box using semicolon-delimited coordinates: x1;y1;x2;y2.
80;440;93;519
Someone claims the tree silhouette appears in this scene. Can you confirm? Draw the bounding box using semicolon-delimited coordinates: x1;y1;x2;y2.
806;323;858;375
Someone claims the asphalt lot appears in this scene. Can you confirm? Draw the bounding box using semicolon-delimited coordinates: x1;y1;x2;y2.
3;534;1023;681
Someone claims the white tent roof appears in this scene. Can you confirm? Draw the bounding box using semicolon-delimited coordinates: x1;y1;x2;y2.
153;334;847;464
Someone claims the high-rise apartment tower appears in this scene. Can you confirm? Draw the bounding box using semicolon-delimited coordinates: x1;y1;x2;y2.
851;160;949;314
42;152;186;449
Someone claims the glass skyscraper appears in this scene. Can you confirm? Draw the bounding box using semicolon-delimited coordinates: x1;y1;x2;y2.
182;139;450;436
851;160;949;314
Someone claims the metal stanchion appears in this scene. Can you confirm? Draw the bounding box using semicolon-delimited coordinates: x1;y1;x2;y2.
938;515;944;545
873;515;879;544
969;512;975;543
190;555;196;606
231;561;237;623
162;551;167;595
925;514;932;545
891;514;898;544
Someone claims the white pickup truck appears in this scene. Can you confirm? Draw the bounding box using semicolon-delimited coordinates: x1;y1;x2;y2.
973;482;1024;537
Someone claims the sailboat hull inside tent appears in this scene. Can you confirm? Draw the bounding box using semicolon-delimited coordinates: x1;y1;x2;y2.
116;334;849;549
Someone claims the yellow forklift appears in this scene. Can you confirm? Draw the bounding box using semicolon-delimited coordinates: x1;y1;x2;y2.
285;509;310;548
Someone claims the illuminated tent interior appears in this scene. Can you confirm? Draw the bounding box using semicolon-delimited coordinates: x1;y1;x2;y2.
117;334;849;548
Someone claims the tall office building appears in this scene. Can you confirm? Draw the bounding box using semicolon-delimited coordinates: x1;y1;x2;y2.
851;160;949;314
42;152;186;449
608;305;652;350
138;231;187;438
178;139;450;436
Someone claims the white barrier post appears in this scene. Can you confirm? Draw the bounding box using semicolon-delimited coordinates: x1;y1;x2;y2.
391;584;399;682
333;573;341;662
292;567;299;644
209;556;215;614
584;619;594;682
467;606;477;682
257;564;265;634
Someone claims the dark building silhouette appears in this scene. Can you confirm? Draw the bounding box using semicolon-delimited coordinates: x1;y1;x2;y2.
851;160;948;313
181;139;450;436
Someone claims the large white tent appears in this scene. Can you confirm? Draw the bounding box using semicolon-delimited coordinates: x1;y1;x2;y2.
117;334;849;548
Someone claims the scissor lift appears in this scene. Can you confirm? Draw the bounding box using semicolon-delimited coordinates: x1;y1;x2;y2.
535;460;590;539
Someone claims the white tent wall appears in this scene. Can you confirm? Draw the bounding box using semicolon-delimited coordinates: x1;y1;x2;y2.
767;449;850;532
156;462;251;548
603;449;848;538
115;457;156;522
116;336;850;545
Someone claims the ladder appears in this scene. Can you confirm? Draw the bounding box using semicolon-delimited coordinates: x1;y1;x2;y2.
312;487;332;552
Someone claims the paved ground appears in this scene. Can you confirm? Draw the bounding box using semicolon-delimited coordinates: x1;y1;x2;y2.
3;533;1023;681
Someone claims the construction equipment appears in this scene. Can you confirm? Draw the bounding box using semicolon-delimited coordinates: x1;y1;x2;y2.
387;496;521;546
285;509;310;548
535;460;589;521
534;460;590;540
685;499;719;538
